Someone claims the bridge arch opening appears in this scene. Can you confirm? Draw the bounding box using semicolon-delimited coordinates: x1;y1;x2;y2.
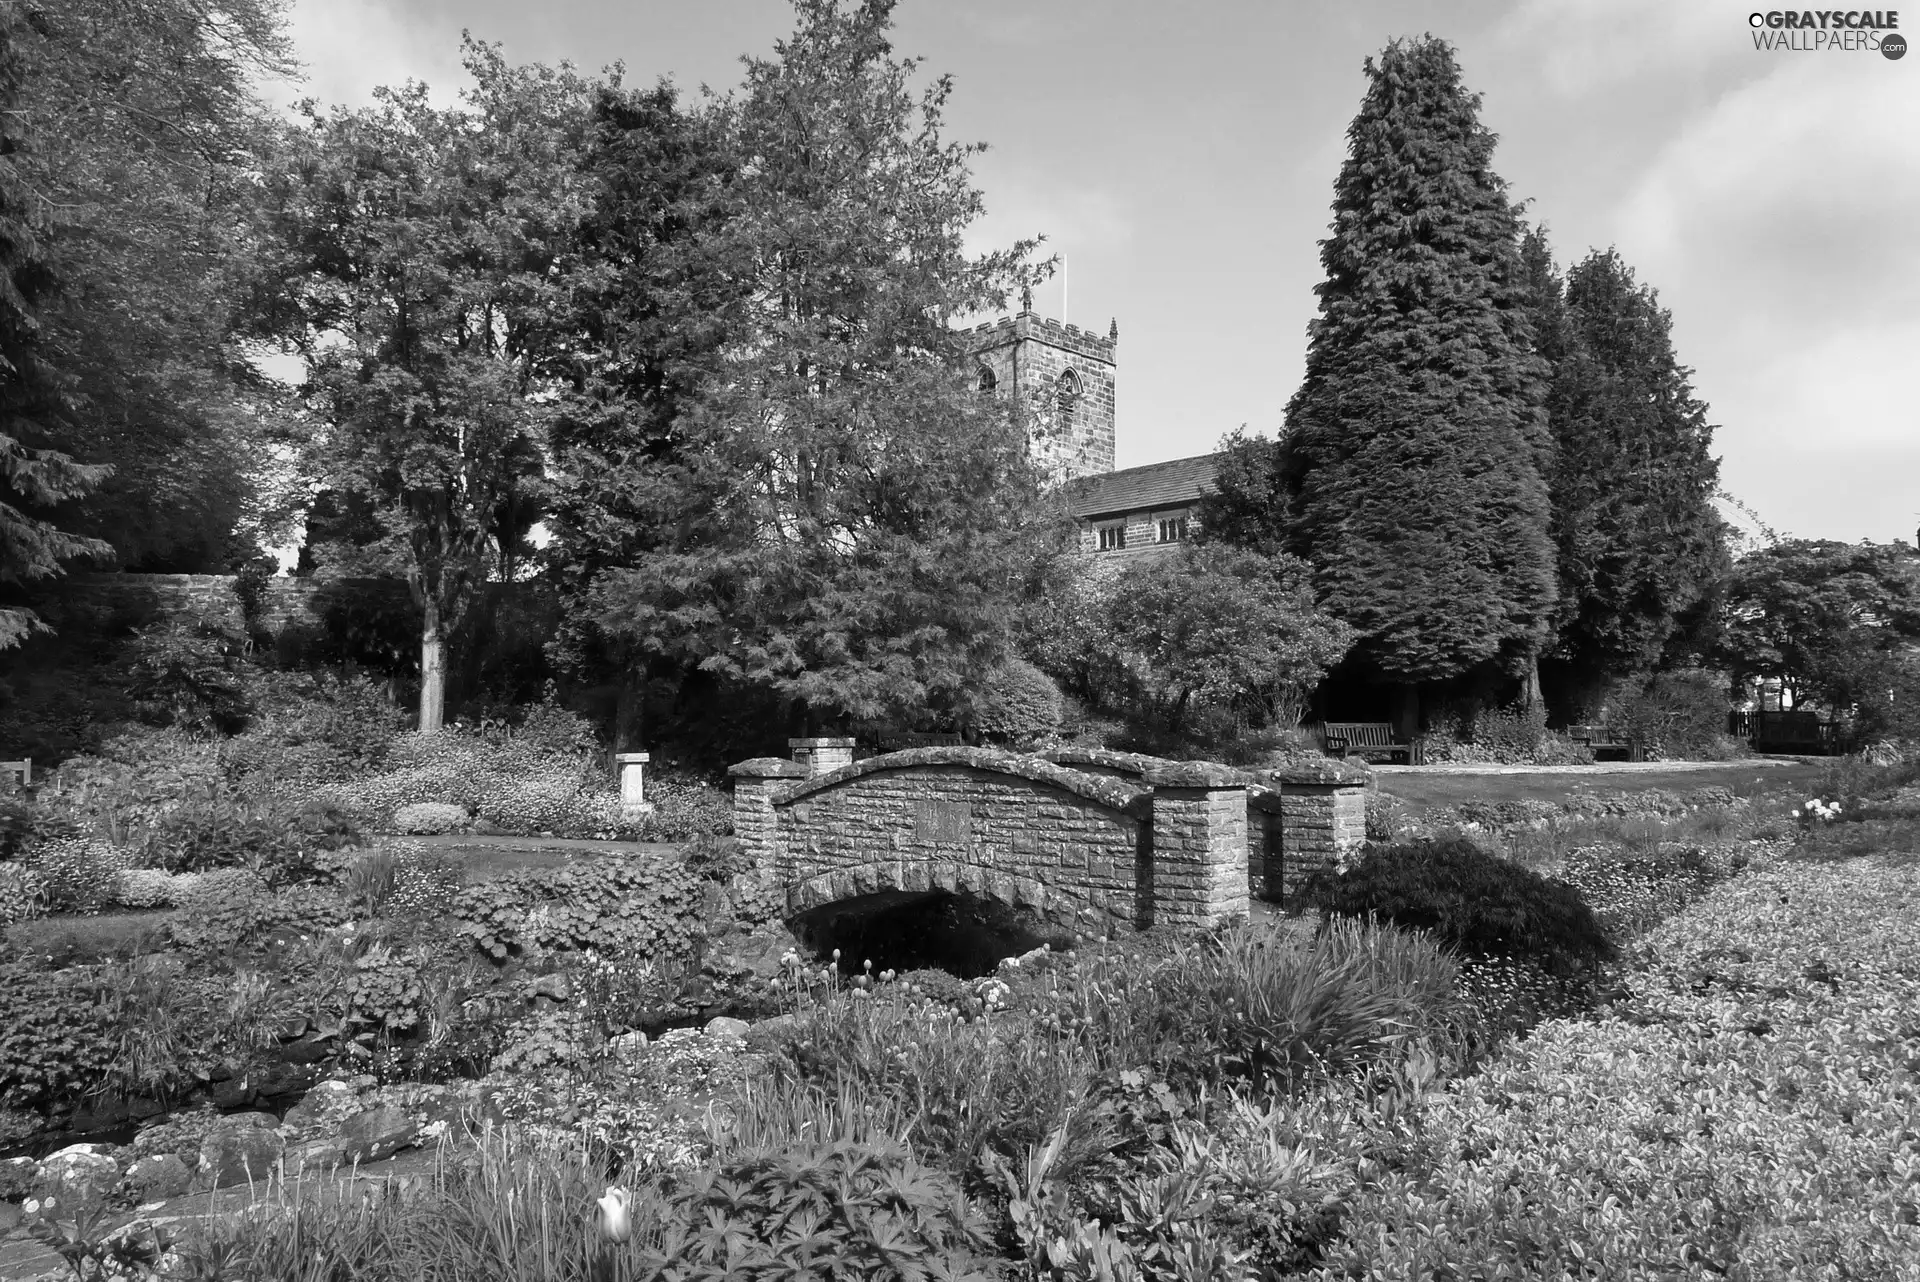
789;888;1079;980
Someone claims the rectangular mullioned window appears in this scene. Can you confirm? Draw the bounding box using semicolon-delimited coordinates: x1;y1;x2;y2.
1098;524;1126;551
1157;516;1189;544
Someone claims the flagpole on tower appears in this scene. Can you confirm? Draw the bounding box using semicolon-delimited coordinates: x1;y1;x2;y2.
1061;254;1068;324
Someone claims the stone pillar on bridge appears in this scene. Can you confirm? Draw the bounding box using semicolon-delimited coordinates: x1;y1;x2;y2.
1144;762;1250;928
1262;759;1371;904
728;757;808;871
789;737;857;776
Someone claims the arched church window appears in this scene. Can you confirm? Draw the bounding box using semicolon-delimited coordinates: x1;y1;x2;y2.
976;365;997;393
1056;368;1082;412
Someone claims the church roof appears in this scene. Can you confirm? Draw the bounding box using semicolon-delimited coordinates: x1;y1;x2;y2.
1065;452;1222;520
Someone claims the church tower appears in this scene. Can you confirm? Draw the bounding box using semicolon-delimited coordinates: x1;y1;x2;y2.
964;305;1117;480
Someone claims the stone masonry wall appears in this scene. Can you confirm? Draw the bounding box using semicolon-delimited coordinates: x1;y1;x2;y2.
772;759;1146;937
1269;782;1368;904
1148;783;1249;928
967;313;1116;480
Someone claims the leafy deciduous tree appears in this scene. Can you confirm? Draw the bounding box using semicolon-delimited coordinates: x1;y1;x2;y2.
587;0;1052;732
1106;544;1355;733
259;43;598;731
1716;539;1920;735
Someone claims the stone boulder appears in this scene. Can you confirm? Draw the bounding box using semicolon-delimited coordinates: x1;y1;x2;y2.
337;1108;418;1164
703;1016;751;1041
125;1154;193;1202
281;1080;361;1141
34;1145;122;1213
282;1140;346;1177
198;1127;285;1190
0;1155;38;1200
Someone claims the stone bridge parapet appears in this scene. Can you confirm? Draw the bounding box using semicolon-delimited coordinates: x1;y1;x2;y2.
730;743;1369;937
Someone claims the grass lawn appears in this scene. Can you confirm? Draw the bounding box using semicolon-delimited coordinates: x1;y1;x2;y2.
1375;758;1832;817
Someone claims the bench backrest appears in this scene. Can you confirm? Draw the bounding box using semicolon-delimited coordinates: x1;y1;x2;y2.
1324;722;1402;746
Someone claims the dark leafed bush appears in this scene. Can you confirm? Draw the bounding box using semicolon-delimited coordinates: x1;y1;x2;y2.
1300;836;1618;976
123;616;253;734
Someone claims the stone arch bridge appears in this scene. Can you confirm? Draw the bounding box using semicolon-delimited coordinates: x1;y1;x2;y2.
729;739;1369;938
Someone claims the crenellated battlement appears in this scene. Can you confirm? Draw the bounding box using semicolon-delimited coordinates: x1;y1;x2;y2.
967;309;1117;363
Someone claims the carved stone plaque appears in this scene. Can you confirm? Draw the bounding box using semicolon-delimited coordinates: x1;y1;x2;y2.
913;797;972;844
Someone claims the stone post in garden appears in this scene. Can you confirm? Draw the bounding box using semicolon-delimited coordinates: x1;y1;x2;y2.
788;737;857;776
1264;758;1371;905
614;752;652;818
728;757;808;871
1144;761;1251;928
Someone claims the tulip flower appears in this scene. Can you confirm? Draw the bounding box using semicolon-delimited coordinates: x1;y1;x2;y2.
597;1186;632;1242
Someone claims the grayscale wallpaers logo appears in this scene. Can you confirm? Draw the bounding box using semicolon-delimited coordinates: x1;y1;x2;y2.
1747;10;1905;53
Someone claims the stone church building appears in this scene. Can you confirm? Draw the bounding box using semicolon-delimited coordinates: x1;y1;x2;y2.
964;306;1219;561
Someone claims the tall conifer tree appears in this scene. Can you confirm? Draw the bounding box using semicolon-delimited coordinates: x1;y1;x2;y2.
0;2;110;647
1281;37;1555;727
1525;232;1729;715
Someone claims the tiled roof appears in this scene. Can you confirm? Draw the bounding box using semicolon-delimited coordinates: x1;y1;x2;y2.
1065;453;1221;520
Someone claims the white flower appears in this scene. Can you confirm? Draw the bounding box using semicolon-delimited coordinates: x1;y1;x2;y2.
597;1185;632;1242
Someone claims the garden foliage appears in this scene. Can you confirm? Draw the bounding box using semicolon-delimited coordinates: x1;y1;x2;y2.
452;855;707;962
1302;835;1618;976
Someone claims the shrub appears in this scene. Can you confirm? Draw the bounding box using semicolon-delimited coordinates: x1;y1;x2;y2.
113;867;182;909
661;1138;1001;1279
510;687;601;756
388;845;465;918
1319;858;1920;1280
452;855;708;962
394;802;468;835
0;962;118;1107
971;658;1065;747
627;768;732;841
1300;835;1618;976
1610;667;1739;760
123;615;253;734
169;872;350;955
230;667;408;785
0;860;45;925
26;837;126;914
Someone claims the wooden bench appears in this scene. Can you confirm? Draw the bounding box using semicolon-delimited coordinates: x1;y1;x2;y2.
1566;725;1643;762
1322;723;1423;766
1;758;29;788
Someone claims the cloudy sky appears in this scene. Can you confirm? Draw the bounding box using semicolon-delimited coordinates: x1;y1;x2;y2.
279;0;1918;547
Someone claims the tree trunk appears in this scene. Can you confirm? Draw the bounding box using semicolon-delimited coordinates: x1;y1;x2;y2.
419;601;447;734
1397;682;1421;743
1521;653;1544;713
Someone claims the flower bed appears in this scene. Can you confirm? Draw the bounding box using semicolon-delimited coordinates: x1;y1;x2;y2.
1318;853;1920;1278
